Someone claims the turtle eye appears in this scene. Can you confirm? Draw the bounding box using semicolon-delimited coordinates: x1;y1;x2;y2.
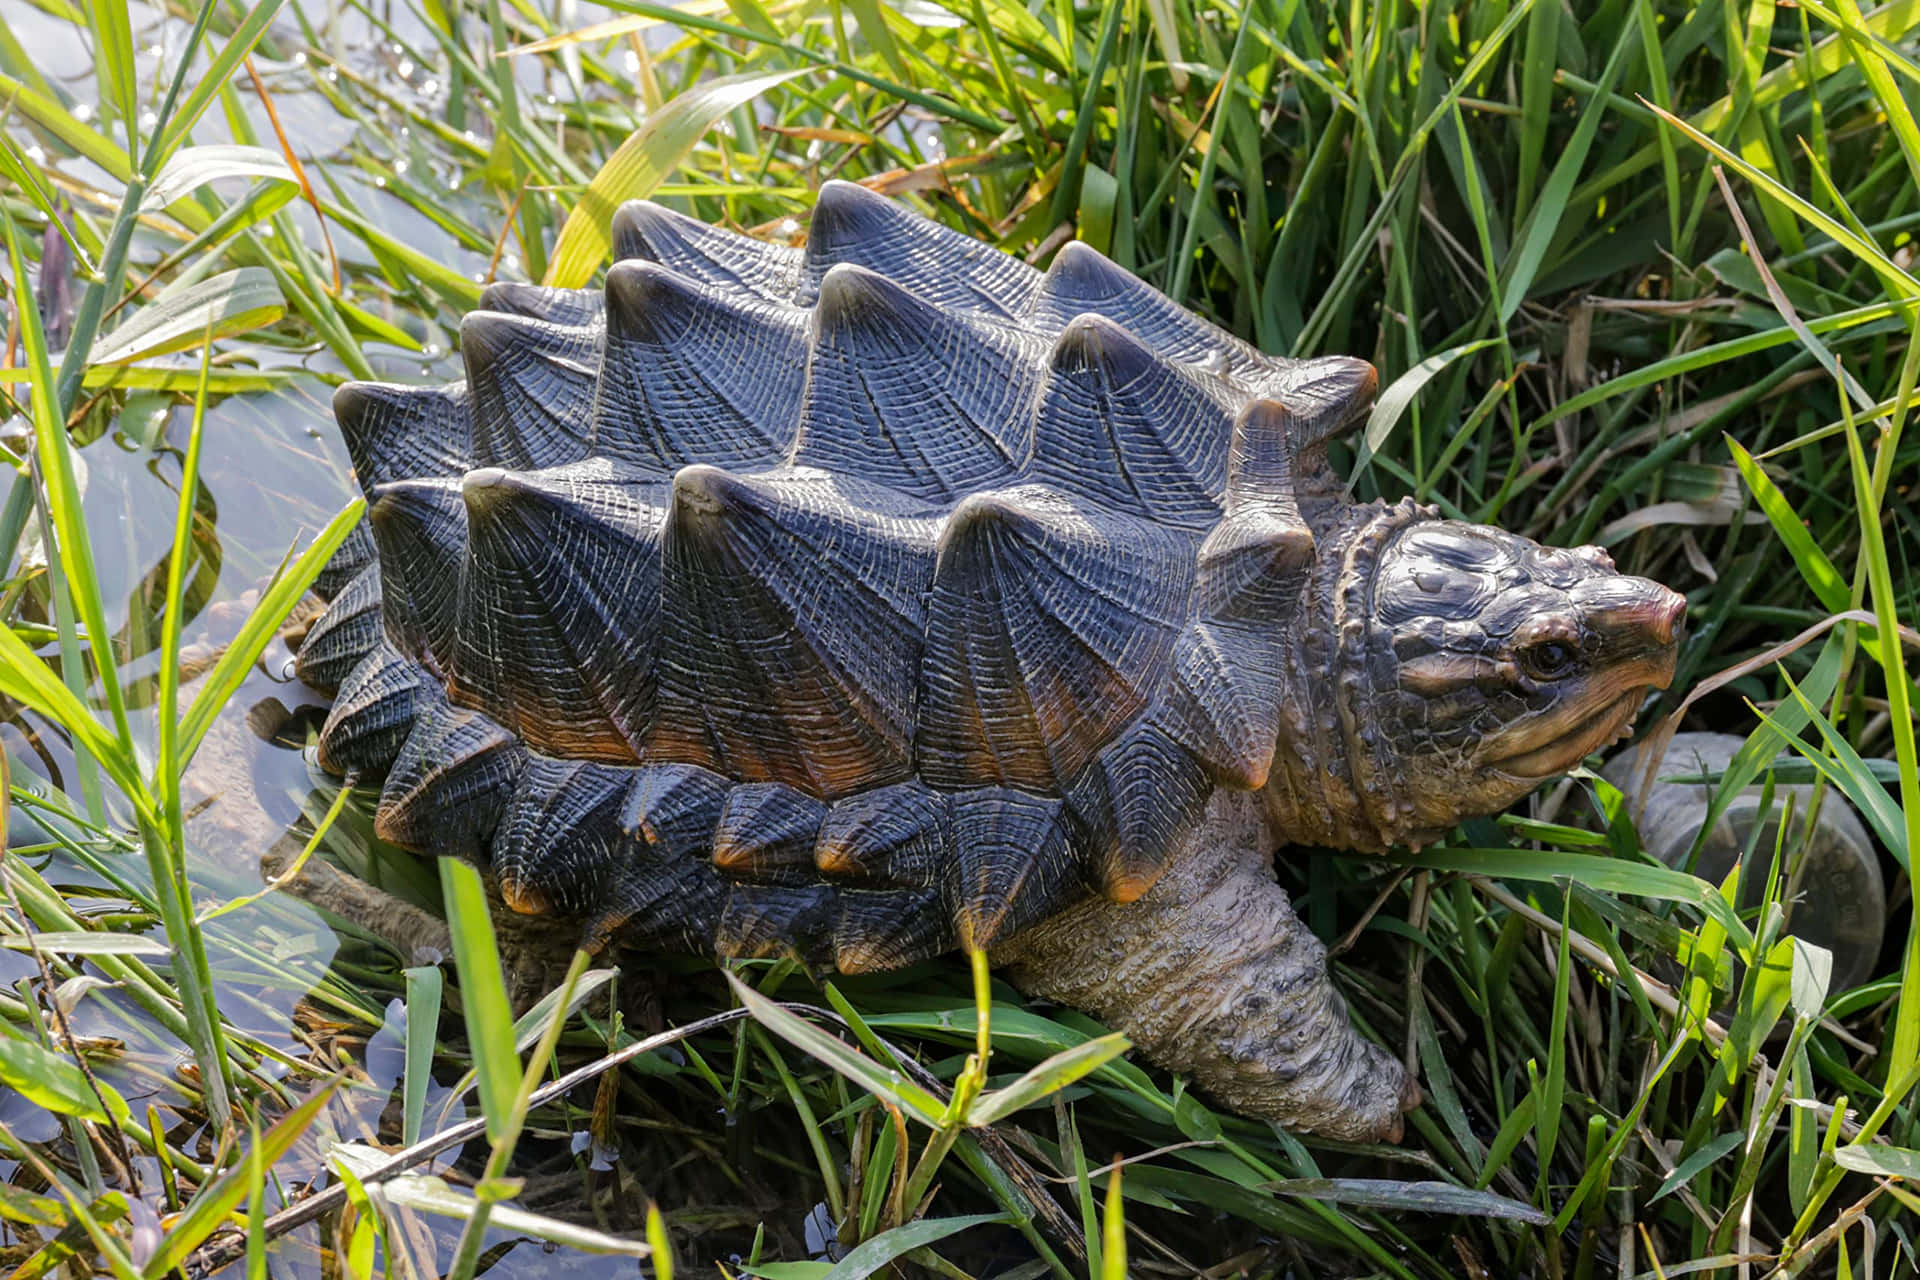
1519;639;1579;681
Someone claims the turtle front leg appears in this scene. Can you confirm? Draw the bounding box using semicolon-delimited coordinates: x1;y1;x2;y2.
992;791;1418;1142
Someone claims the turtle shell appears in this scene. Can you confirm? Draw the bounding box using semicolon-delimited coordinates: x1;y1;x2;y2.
300;181;1377;971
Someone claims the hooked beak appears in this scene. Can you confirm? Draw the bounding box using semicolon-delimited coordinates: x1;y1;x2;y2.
1487;578;1687;780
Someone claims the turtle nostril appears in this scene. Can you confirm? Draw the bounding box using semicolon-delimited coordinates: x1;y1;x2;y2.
1651;588;1687;646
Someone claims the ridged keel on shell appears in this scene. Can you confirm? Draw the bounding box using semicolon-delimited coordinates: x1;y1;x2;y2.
462;311;601;469
791;265;1043;501
797;180;1043;322
593;262;807;470
296;562;384;694
613;200;803;302
650;465;939;799
455;459;667;761
917;485;1197;793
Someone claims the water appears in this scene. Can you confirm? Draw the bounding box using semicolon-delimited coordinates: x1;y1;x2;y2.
0;6;695;1274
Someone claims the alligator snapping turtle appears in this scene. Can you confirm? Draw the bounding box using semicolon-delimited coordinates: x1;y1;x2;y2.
295;181;1685;1141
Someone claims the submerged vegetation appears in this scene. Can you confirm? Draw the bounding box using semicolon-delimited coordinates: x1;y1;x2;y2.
0;0;1917;1274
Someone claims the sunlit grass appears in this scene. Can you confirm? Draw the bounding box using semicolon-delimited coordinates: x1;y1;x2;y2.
0;0;1916;1275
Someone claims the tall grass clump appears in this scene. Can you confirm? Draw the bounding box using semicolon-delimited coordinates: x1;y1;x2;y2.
0;0;1916;1275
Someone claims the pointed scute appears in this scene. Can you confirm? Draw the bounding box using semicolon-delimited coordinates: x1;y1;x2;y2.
716;885;838;965
727;780;957;971
1029;314;1239;530
1161;621;1286;789
651;464;939;798
376;699;524;856
296;562;384;695
605;763;731;950
595;260;806;470
948;789;1085;950
461;310;600;469
334;381;472;498
367;476;465;672
791;264;1043;501
918;484;1197;791
317;640;425;777
453;459;667;761
1065;720;1210;902
798;180;1042;322
833;888;951;973
711;783;827;882
492;758;632;918
315;519;377;601
1029;241;1264;375
814;782;947;889
612;199;802;302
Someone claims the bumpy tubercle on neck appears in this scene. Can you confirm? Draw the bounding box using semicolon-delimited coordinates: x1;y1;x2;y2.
1262;499;1447;853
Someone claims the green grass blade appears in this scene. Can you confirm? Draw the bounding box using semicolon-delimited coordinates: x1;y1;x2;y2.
818;1212;1011;1280
90;269;286;365
437;859;520;1144
402;964;443;1147
966;1032;1131;1126
176;498;364;767
1725;437;1849;614
148;0;293;167
139;1078;342;1277
727;973;948;1126
80;0;135;152
545;67;810;288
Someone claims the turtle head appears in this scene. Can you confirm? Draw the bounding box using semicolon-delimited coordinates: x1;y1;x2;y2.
1280;503;1686;850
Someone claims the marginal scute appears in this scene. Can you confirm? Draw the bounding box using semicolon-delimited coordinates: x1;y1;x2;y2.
603;763;732;949
791;264;1043;501
595;261;807;470
918;484;1197;791
1064;720;1211;902
652;464;939;798
618;762;731;857
366;477;466;674
1029;314;1239;530
948;788;1084;951
317;640;426;776
295;562;384;695
376;699;525;856
612;199;803;302
315;519;378;600
814;782;948;888
334;382;473;499
834;888;951;973
797;179;1042;321
716;884;838;964
712;783;827;882
454;459;667;761
494;757;631;917
461;310;601;469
